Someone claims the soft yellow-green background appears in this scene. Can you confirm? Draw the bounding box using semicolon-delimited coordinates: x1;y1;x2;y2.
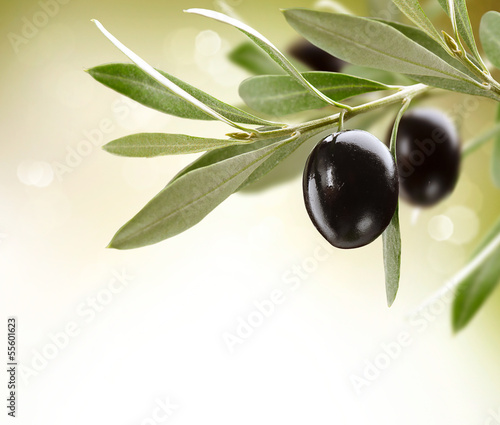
2;0;500;424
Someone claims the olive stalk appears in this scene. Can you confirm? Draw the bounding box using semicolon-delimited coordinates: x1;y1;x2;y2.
232;83;430;140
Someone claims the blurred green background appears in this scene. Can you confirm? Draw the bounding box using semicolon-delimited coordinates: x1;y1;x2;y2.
2;0;500;424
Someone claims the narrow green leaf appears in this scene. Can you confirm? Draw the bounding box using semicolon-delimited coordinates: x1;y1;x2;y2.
407;74;499;100
491;104;500;188
92;19;263;132
239;72;390;116
103;133;250;157
480;11;500;70
383;203;401;307
377;19;475;77
87;63;272;125
108;134;299;249
438;0;484;66
282;9;478;84
452;219;500;332
171;130;322;189
185;8;344;110
342;64;409;85
382;100;409;307
228;41;284;75
392;0;446;49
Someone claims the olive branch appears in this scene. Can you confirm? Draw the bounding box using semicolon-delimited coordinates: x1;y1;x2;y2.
87;1;500;332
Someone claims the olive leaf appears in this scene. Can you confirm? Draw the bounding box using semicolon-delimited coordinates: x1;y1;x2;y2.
102;133;251;157
91;20;278;132
479;11;500;70
87;64;272;126
239;72;391;116
184;8;345;110
437;0;485;69
374;19;498;98
172;129;322;189
391;0;447;50
382;100;409;307
341;64;409;85
492;104;500;188
406;74;499;100
228;41;284;75
376;19;475;78
282;9;480;84
452;218;500;332
108;133;300;249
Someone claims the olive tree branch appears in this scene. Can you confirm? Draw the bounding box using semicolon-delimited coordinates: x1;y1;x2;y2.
230;84;430;141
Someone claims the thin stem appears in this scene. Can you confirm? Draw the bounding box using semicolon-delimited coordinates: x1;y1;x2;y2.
254;84;430;140
462;122;500;157
337;110;346;132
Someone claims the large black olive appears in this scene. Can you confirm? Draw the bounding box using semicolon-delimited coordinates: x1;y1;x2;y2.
288;39;345;73
395;109;461;207
303;130;399;249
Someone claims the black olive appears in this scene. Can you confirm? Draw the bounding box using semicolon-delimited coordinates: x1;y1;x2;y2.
395;109;461;207
303;130;399;249
288;39;345;73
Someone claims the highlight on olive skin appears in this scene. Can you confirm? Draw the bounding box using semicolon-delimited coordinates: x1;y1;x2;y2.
394;108;461;207
288;38;346;73
303;130;399;249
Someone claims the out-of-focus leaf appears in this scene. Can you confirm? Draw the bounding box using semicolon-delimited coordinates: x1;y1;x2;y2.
491;104;500;188
480;11;500;70
228;41;284;75
452;218;500;332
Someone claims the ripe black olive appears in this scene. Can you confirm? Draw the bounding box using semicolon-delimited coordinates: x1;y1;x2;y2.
288;39;345;73
303;130;399;249
395;109;461;206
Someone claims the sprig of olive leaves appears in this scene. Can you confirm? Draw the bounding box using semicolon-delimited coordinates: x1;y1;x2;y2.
89;2;500;330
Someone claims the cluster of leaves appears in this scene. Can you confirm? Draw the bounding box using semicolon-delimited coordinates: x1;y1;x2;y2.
88;1;500;332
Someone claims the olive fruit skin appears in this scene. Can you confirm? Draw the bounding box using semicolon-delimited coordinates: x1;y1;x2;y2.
395;109;460;207
303;130;399;249
288;39;345;73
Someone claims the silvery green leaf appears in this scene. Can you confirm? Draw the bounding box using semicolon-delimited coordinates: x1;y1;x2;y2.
377;19;475;78
185;9;342;109
103;133;250;157
408;74;498;100
171;130;321;189
438;0;484;65
239;72;390;116
392;0;446;49
108;134;299;249
87;63;272;125
382;100;408;307
92;20;264;132
282;9;478;85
